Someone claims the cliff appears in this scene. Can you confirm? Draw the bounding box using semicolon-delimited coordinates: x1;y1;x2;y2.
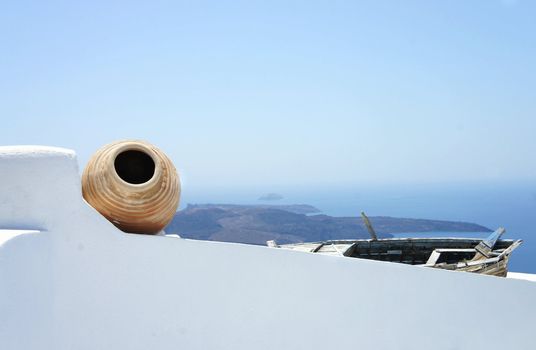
165;204;491;245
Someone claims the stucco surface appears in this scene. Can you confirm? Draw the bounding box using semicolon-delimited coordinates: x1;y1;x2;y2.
1;146;535;350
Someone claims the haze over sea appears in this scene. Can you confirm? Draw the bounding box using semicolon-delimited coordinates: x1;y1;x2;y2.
182;181;536;274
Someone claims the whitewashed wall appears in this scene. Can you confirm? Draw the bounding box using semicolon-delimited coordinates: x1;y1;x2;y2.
1;146;535;350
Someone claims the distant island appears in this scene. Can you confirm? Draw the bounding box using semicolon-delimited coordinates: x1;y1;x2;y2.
258;193;284;201
165;204;491;245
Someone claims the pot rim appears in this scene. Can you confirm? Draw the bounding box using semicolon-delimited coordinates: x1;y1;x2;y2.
110;141;162;189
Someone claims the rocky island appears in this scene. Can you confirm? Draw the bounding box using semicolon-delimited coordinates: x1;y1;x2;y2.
165;204;491;245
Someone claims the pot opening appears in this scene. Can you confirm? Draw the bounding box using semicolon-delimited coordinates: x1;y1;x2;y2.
114;150;155;184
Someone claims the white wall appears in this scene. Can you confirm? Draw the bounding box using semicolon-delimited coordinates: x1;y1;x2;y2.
1;146;535;350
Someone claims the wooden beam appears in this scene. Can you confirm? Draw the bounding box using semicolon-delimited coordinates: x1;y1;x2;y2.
361;212;378;241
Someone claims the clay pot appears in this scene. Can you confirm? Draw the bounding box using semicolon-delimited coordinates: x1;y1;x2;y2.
82;140;180;234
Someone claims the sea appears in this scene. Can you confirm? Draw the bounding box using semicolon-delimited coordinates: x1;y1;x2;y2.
182;182;536;274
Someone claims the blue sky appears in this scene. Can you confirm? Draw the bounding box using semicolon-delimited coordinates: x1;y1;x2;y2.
1;0;535;189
